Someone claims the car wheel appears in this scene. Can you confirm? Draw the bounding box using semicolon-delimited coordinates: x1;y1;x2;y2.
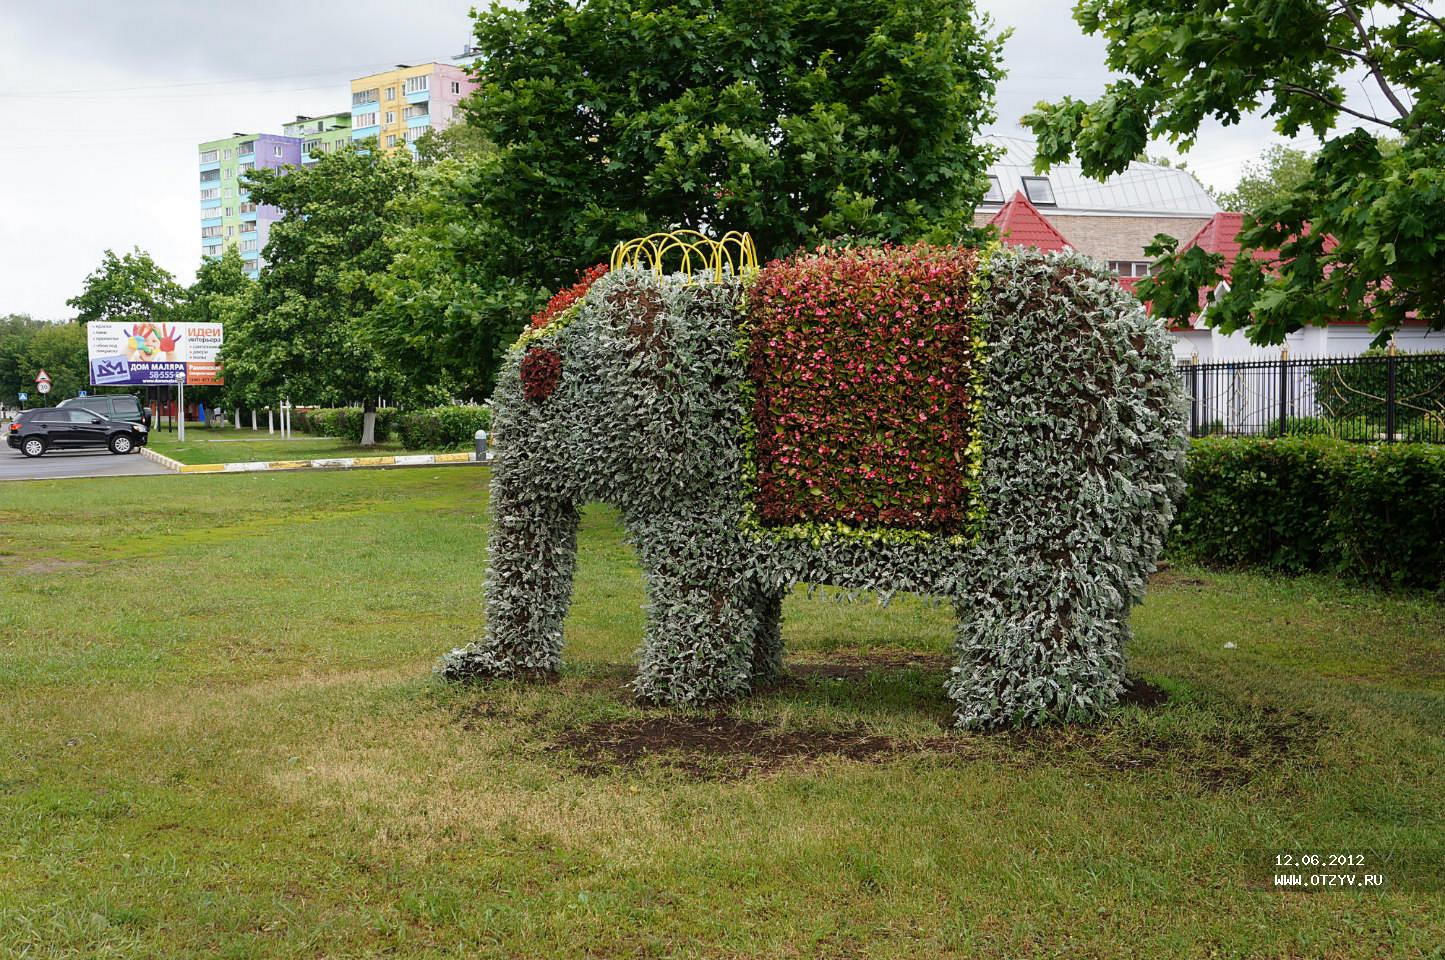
21;437;46;458
109;434;133;455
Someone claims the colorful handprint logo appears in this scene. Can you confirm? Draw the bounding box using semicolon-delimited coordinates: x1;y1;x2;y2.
125;323;184;362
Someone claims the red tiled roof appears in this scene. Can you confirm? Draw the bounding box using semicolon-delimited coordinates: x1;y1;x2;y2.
989;191;1072;253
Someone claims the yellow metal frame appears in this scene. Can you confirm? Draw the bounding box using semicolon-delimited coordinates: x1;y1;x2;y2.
610;230;757;283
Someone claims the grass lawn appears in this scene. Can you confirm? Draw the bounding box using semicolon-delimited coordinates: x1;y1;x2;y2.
146;426;424;465
0;468;1441;958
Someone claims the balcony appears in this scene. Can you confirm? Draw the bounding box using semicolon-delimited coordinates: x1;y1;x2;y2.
405;88;429;105
199;160;221;172
405;114;431;129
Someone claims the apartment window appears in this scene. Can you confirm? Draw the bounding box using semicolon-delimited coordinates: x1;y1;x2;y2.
200;208;219;221
1108;261;1153;278
404;125;427;142
450;80;460;95
199;149;219;163
273;145;284;158
387;134;398;147
200;188;220;200
304;139;322;155
355;112;378;127
352;88;379;106
980;175;1004;204
239;161;254;173
200;171;220;184
239;239;257;252
238;140;255;154
385;111;396;124
385;86;396;100
404;75;428;94
403;104;429;121
224;187;235;198
223;149;232;159
201;225;223;238
1021;176;1056;205
240;202;257;215
226;226;235;237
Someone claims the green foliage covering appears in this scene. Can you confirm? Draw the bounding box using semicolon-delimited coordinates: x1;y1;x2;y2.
397;406;492;451
1023;0;1444;344
440;247;1187;728
1170;437;1445;589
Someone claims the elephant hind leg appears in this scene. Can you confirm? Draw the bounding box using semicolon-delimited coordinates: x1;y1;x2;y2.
749;587;786;687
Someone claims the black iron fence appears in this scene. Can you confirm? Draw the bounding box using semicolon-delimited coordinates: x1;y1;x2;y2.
1176;352;1445;442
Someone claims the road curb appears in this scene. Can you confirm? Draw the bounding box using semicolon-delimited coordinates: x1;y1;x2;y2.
139;445;487;475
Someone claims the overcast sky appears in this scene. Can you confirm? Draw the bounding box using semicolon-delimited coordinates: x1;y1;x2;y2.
0;0;1316;319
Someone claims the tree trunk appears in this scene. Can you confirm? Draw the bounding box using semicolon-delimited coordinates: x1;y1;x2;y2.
361;397;377;447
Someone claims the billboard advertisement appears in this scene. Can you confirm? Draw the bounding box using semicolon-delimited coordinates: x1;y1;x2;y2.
87;322;224;386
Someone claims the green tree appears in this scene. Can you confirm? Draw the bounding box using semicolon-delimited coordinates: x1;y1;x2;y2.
66;247;184;326
179;247;255;326
1216;145;1317;214
0;316;88;406
222;146;414;444
374;0;1004;396
1022;0;1443;344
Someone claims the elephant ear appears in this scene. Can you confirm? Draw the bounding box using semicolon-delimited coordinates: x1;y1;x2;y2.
600;273;673;391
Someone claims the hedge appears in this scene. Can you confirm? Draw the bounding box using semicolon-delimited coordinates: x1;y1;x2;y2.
1170;436;1445;589
293;407;398;444
397;406;491;450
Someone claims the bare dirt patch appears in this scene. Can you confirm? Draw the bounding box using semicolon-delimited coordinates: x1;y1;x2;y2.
8;558;88;576
1149;569;1210;588
549;714;956;778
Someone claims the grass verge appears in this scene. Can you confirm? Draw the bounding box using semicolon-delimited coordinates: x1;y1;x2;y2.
0;468;1441;957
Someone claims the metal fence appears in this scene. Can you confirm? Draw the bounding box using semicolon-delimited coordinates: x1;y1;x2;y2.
1176;352;1445;442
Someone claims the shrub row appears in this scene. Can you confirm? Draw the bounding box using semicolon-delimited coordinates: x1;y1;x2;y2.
1170;436;1445;590
292;407;399;443
396;406;491;450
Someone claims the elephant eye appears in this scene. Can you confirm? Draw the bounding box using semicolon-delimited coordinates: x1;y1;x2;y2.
521;347;563;402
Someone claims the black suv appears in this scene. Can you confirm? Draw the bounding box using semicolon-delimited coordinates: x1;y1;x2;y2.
58;394;150;428
6;407;149;458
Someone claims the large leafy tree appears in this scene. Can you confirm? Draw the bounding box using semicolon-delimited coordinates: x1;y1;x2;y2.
378;0;1004;394
366;131;511;401
66;248;184;326
223;147;415;443
1023;0;1443;344
0;315;88;405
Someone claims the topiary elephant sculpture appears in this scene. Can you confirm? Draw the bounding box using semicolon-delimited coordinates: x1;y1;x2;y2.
440;240;1187;728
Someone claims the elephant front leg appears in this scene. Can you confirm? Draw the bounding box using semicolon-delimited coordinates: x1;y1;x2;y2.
946;559;1128;729
439;495;580;682
749;587;786;686
631;551;757;706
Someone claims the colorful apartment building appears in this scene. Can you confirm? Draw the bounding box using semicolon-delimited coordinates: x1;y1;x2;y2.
282;112;353;165
349;62;476;153
198;133;301;278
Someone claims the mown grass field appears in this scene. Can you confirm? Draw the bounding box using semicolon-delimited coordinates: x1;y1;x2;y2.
146;426;418;465
0;468;1441;958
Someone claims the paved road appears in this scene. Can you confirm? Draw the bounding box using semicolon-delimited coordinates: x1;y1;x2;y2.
0;448;173;482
